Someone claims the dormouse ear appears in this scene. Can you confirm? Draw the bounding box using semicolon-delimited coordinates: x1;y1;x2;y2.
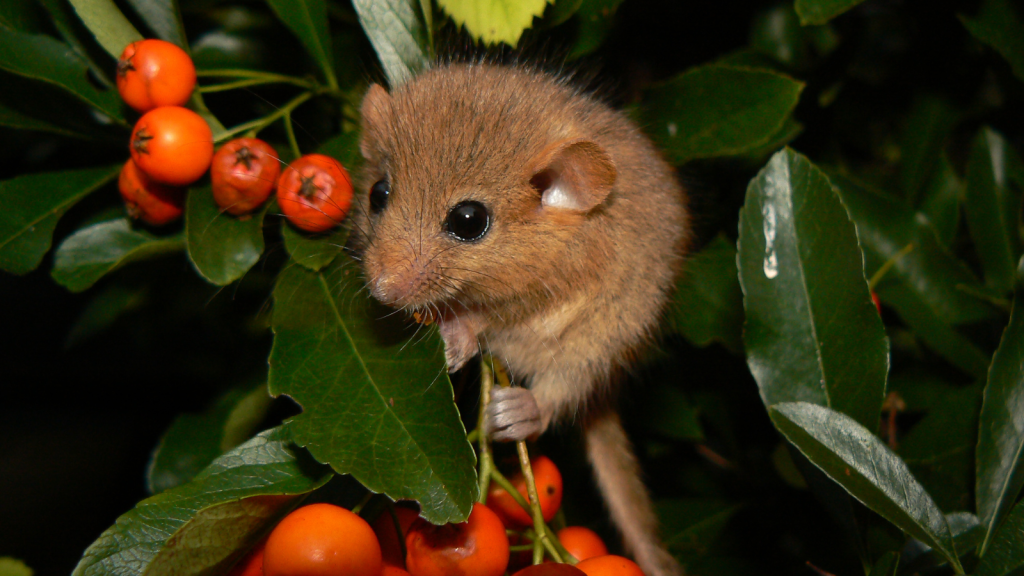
530;139;617;212
359;84;391;160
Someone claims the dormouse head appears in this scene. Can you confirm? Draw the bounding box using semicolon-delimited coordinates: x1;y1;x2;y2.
352;64;618;314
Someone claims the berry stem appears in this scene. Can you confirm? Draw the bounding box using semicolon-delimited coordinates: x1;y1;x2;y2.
215;91;316;143
284;111;301;160
197;69;320;90
476;357;496;504
383;500;409;563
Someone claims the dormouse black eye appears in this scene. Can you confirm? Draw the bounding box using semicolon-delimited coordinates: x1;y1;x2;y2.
446;201;490;242
369;179;391;214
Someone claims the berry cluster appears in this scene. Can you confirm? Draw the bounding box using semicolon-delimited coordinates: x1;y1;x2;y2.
228;456;643;576
115;39;352;232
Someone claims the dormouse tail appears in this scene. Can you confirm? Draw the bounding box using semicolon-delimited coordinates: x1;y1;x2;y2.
584;410;682;576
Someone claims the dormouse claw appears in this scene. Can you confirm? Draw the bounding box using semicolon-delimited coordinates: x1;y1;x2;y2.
485;387;543;441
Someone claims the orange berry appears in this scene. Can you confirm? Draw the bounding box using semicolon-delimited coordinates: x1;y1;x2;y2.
487;456;563;527
263;503;383;576
117;39;196;112
557;527;609;562
405;502;509;576
575;555;646;576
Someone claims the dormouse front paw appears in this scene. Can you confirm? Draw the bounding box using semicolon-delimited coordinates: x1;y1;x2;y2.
485;387;543;441
436;314;480;373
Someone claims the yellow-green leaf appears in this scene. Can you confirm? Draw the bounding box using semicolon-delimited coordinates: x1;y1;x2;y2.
438;0;551;46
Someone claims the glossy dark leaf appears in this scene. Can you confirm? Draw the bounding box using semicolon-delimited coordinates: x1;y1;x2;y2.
0;165;120;275
148;384;273;494
268;257;478;524
0;28;125;125
67;0;143;58
948;512;983;554
794;0;866;25
265;0;336;88
977;281;1024;554
878;282;991;378
964;128;1024;294
185;187;266;286
976;500;1024;576
72;428;332;576
669;235;743;354
900;383;982;512
281;222;348;272
658;499;741;563
919;155;962;246
960;0;1024;81
770;402;963;572
900;96;958;205
38;0;114;88
830;172;996;325
737;149;888;430
52;217;185;292
868;551;899;576
124;0;186;48
638;65;804;164
352;0;430;87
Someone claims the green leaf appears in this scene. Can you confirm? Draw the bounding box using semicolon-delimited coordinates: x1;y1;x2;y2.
72;428;332;576
867;551;899;576
124;0;187;48
964;128;1024;294
900;383;982;512
269;258;478;524
657;499;741;563
0;165;120;275
737;149;888;430
750;6;811;69
919;155;962;247
976;500;1024;576
900;96;958;206
828;172;998;326
669;235;743;354
0;28;125;124
878;282;991;378
977;282;1024;555
769;402;963;572
0;558;32;576
148;384;273;494
185;187;266;286
38;0;114;89
438;0;550;46
65;283;148;346
352;0;430;87
567;0;624;59
960;0;1024;82
948;512;983;554
794;0;866;25
67;0;143;59
52;217;185;292
0;99;88;137
0;1;43;32
265;0;337;88
638;65;804;164
281;221;348;272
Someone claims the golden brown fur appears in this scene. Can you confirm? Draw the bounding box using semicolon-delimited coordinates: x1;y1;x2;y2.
353;63;690;576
